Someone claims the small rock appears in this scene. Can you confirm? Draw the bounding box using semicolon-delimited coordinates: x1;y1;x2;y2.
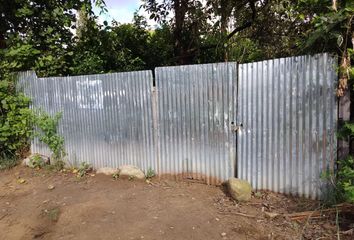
264;212;279;219
17;178;26;184
221;232;227;237
118;165;145;180
226;178;252;202
48;185;55;190
215;217;220;221
96;167;118;176
72;169;78;174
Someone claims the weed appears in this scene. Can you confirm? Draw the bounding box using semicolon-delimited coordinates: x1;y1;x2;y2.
77;162;91;178
29;154;45;169
112;172;119;180
45;159;65;172
337;156;354;203
34;110;66;161
146;167;156;179
321;156;354;205
0;153;18;170
43;208;60;222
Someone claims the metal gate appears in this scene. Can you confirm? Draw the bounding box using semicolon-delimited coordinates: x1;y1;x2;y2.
237;53;337;199
155;63;238;184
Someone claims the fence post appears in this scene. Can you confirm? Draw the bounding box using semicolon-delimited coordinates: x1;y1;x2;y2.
338;90;350;160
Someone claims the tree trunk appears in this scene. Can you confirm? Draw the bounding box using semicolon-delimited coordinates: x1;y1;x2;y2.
173;0;189;64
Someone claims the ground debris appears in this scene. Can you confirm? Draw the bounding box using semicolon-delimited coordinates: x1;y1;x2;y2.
286;203;354;221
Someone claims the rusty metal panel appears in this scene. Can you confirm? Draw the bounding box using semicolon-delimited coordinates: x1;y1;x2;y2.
155;63;238;184
237;53;338;199
19;71;157;173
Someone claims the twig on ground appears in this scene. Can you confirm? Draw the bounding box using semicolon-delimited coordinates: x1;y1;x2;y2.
218;211;258;218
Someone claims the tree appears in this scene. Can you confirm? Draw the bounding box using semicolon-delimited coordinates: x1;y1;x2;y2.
0;0;88;76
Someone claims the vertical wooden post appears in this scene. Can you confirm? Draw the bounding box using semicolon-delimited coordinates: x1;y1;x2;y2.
338;89;351;160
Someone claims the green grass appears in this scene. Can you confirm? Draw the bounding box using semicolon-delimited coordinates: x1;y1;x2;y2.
0;154;19;170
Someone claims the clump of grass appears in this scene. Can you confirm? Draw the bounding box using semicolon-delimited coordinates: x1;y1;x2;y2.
0;154;18;170
77;162;92;178
43;208;60;222
45;159;65;172
112;172;119;180
146;167;156;179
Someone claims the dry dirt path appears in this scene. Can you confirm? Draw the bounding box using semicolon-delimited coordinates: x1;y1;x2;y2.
0;166;340;240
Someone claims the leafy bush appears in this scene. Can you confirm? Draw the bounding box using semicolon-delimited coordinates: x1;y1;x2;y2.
34;110;65;161
337;156;354;203
0;78;34;166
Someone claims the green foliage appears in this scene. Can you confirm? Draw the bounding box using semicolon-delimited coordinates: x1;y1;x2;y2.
49;160;65;172
28;153;45;169
146;168;156;179
34;110;65;161
0;78;33;157
0;154;18;170
43;207;60;222
77;162;92;178
337;156;354;203
112;172;119;180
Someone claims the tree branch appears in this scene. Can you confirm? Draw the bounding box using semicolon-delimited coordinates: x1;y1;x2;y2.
186;0;260;55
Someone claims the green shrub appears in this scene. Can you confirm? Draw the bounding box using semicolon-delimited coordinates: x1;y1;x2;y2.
34;110;65;161
0;78;34;167
29;153;46;169
337;156;354;203
0;80;33;153
77;162;91;178
0;154;18;170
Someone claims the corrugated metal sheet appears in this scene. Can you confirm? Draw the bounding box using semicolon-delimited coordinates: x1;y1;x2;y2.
155;63;238;184
19;71;156;172
237;53;338;199
18;53;338;198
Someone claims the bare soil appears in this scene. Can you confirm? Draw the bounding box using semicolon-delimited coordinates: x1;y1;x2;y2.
0;166;351;240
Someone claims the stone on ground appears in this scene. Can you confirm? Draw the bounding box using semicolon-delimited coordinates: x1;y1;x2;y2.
118;165;145;179
96;167;118;175
227;178;252;202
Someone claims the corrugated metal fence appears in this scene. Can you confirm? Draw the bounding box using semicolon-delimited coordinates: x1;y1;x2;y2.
18;53;337;198
237;54;337;199
155;63;238;184
19;71;156;171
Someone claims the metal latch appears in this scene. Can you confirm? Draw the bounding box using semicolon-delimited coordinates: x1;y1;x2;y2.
231;122;243;132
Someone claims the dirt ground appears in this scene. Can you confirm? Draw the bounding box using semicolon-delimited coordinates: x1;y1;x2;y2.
0;166;352;240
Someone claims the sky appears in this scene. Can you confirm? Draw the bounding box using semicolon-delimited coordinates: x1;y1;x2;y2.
93;0;156;27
